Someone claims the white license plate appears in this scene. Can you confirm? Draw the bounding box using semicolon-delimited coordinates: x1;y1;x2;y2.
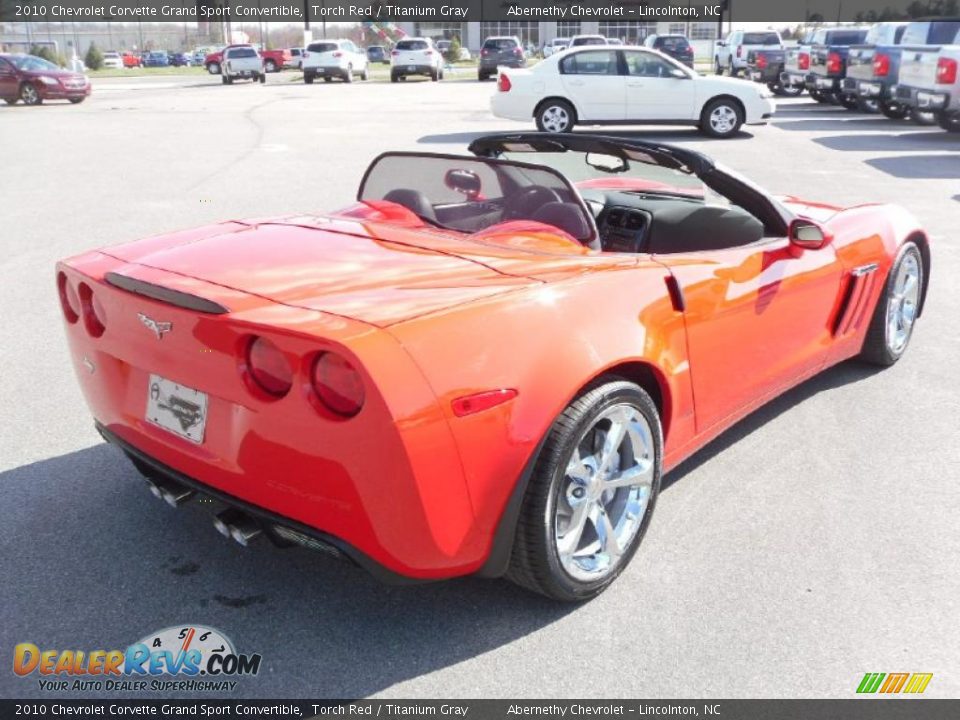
816;78;833;88
750;72;761;81
860;82;881;95
145;374;208;444
408;65;417;71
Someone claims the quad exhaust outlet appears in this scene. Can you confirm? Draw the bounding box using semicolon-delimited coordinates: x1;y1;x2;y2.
146;479;195;507
213;509;262;546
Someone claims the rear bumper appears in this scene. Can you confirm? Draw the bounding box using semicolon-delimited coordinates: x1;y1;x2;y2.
748;68;779;84
853;78;892;99
304;65;350;78
392;63;437;76
780;71;812;88
892;83;952;111
808;75;840;92
480;59;525;71
98;422;421;583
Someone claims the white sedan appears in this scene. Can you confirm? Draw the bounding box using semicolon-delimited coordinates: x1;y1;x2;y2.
491;46;776;138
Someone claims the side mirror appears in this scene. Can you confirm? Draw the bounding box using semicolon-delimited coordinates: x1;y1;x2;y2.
716;40;726;47
444;169;481;198
669;68;688;79
789;218;832;250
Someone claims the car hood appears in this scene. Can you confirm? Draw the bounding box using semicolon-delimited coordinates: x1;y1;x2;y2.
100;215;629;327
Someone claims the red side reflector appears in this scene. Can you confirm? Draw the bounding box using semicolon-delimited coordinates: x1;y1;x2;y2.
452;389;518;417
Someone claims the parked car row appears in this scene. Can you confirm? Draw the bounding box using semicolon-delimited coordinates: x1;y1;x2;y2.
742;19;960;132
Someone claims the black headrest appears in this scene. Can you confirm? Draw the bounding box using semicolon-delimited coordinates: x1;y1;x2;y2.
382;189;437;222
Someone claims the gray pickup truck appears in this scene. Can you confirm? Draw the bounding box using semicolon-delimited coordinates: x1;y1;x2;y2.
894;20;960;132
807;27;871;107
747;48;802;96
842;22;909;114
844;21;959;120
781;28;869;104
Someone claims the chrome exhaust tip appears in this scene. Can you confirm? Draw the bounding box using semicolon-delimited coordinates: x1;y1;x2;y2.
213;509;261;546
146;479;194;507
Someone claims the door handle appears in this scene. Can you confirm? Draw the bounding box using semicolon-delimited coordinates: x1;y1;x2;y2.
627;81;644;87
568;79;585;86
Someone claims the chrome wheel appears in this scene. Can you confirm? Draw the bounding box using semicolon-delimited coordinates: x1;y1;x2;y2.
20;83;40;105
709;104;738;134
885;252;920;355
554;403;655;582
540;105;570;133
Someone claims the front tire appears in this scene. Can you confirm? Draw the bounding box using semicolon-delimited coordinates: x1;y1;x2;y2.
361;66;369;81
264;59;277;73
535;99;576;133
700;97;744;138
68;97;85;104
506;381;662;602
860;242;924;366
207;62;220;75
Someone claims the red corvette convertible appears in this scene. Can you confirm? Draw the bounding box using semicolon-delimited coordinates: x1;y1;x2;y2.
57;134;929;601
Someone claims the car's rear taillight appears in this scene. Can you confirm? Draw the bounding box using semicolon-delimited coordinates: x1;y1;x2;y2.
498;73;512;92
757;54;768;69
245;336;292;398
873;53;890;77
937;57;958;85
799;52;810;70
514;47;523;56
311;352;365;417
303;51;309;59
332;51;343;58
424;50;433;56
391;50;399;56
827;51;841;74
481;48;490;56
57;271;79;324
78;282;105;337
736;46;742;58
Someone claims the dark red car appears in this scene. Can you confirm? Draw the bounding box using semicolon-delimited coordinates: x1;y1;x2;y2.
0;53;91;106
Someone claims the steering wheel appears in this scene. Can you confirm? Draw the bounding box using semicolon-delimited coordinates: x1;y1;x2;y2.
502;185;563;221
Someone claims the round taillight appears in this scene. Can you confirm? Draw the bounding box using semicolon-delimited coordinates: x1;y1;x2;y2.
78;282;105;337
57;272;79;323
246;336;293;397
312;352;365;417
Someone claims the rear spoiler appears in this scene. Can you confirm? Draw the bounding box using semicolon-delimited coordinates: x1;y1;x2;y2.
105;272;229;315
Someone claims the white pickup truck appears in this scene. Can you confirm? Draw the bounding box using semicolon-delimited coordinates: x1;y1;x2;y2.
893;20;960;132
221;46;264;84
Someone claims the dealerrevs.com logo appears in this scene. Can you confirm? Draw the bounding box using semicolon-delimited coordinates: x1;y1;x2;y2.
13;625;262;693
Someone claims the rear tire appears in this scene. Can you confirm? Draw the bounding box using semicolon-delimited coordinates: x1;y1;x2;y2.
699;97;744;138
534;99;576;133
857;97;878;113
810;89;829;103
506;380;662;602
390;70;399;83
430;68;439;81
838;94;860;111
3;97;18;105
879;100;909;120
361;66;369;81
264;59;277;73
937;112;960;132
207;62;220;75
911;109;937;125
304;71;315;84
478;70;489;81
860;242;923;367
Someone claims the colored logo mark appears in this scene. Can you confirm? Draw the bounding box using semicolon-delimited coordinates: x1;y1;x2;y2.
857;672;933;694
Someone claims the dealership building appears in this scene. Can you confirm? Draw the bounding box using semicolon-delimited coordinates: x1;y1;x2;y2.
395;20;720;51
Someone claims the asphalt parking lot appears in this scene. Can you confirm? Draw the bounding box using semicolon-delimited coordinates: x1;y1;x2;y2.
1;72;958;699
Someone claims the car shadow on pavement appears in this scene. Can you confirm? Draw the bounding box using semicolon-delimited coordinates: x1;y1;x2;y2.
0;443;575;700
772;115;896;132
662;360;883;492
814;131;960;153
864;154;960;180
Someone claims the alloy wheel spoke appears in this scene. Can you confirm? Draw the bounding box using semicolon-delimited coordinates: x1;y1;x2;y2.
605;460;654;489
593;504;622;560
557;499;591;555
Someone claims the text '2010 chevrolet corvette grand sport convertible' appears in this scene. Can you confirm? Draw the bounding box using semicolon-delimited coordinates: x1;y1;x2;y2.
57;134;930;601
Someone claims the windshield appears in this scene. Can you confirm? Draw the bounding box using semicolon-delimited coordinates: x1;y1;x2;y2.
11;55;61;71
500;148;704;198
359;153;593;242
